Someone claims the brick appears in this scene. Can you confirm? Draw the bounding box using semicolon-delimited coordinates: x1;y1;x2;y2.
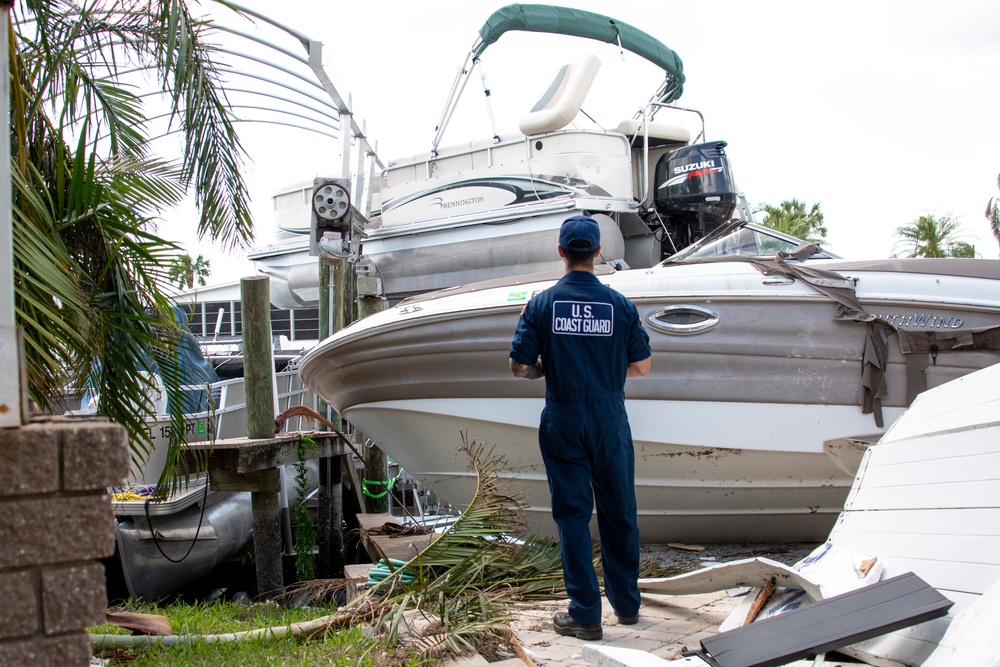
42;564;107;634
0;432;59;496
0;571;39;638
61;422;130;491
0;497;117;568
0;633;92;666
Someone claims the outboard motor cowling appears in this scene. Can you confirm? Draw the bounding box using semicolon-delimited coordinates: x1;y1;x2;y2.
653;141;738;244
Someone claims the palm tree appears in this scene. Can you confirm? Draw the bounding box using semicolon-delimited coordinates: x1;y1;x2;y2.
987;173;1000;254
893;214;973;258
168;253;212;290
754;199;828;245
11;1;254;480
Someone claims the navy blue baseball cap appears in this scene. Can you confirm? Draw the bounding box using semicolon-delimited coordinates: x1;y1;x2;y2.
558;215;600;252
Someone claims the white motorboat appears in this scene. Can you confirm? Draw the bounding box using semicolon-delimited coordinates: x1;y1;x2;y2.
299;221;1000;544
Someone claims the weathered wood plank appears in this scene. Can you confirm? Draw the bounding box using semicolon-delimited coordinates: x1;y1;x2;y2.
210;467;281;493
184;432;348;473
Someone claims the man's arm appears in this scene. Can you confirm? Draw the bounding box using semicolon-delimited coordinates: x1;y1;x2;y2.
627;356;651;378
510;357;545;379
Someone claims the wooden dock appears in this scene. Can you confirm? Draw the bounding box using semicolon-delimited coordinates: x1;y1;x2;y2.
184;431;349;597
356;512;439;563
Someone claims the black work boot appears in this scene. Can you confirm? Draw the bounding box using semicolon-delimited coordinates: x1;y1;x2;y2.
553;611;602;640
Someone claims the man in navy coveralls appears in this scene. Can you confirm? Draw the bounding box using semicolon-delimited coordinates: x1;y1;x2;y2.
509;214;652;641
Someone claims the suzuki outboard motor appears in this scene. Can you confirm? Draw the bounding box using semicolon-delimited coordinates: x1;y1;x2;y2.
652;140;738;251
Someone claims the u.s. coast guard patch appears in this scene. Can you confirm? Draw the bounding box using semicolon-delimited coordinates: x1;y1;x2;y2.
552;301;613;336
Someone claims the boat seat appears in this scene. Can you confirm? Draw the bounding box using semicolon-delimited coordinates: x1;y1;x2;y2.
615;118;691;147
684;572;953;667
519;53;601;136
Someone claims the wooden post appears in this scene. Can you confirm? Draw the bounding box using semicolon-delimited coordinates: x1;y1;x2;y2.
240;276;283;598
316;457;344;578
357;294;388;513
315;258;345;579
241;276;276;441
317;258;334;425
334;256;354;331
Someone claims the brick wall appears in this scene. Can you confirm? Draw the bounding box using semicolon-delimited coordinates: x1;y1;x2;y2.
0;420;128;666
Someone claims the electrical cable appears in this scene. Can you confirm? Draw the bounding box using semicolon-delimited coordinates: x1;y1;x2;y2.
142;479;211;564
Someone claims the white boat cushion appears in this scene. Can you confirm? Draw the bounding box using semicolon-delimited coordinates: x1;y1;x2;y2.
519;53;601;136
615;118;691;144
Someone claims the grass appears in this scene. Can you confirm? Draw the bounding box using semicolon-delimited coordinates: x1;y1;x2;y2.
90;598;427;666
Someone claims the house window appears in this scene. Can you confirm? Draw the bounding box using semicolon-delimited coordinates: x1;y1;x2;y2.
270;306;292;337
291;308;319;340
183;303;203;336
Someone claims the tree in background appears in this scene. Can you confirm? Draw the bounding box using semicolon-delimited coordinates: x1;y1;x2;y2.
754;199;828;245
168;253;212;290
987;173;1000;254
893;214;974;258
11;1;254;479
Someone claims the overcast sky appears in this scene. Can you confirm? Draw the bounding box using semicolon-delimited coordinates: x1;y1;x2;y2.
168;0;1000;281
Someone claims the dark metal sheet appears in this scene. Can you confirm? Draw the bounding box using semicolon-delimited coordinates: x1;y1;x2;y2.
689;573;953;667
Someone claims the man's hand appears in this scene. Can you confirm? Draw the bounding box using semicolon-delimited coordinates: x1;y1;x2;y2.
510;358;544;379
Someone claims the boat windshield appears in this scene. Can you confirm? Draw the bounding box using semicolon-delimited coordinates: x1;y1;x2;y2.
665;223;841;263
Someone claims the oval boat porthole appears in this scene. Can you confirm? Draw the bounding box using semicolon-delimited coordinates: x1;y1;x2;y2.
646;305;719;335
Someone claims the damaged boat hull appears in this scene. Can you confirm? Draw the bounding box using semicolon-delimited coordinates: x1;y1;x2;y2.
299;256;1000;543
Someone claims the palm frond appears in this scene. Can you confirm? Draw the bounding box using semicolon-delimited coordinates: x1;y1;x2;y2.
10;163;93;404
155;0;255;251
292;439;569;662
17;1;256;250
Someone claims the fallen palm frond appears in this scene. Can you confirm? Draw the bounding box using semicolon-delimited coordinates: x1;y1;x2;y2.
274;412;566;658
346;436;567;661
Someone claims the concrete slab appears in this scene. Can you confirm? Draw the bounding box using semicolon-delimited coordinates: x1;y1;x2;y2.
510;591;745;667
581;645;674;666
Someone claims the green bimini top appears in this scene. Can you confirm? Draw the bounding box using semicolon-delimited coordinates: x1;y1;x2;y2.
475;3;685;102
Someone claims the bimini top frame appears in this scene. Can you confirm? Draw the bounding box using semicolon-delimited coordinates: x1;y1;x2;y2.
429;3;686;156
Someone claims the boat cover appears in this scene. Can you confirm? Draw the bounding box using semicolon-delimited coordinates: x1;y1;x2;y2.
160;306;219;413
475;4;685;102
